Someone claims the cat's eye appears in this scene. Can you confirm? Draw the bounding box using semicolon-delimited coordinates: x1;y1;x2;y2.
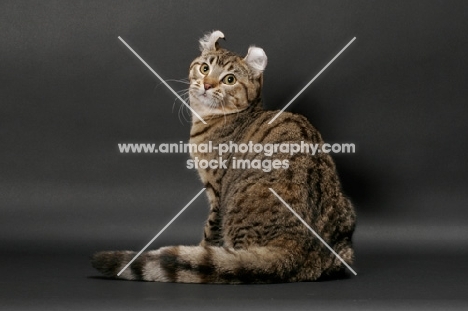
199;63;210;75
222;74;237;85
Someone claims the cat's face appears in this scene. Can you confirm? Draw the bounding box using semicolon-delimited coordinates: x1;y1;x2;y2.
188;31;267;119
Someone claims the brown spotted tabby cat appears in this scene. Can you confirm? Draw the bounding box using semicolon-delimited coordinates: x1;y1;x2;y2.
92;30;356;283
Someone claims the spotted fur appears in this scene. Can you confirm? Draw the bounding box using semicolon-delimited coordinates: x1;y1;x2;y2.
92;31;356;283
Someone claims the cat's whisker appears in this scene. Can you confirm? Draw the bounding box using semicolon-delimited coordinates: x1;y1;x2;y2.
176;88;190;95
174;98;183;124
174;93;192;124
167;84;191;124
179;97;191;123
165;78;190;85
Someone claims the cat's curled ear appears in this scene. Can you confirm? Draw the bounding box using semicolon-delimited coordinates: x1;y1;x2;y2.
199;30;225;53
244;46;267;77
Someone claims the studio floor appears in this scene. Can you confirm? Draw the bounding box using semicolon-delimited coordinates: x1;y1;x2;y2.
2;240;467;310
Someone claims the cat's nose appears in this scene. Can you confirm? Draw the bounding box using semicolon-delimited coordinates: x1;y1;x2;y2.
204;83;212;90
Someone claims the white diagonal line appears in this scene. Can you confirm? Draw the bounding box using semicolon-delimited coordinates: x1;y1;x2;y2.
117;187;206;276
118;36;207;124
269;188;357;276
268;37;356;124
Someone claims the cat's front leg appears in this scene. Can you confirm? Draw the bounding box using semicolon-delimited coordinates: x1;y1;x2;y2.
200;185;224;246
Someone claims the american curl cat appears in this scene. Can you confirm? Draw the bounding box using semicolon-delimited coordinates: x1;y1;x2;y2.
92;31;356;283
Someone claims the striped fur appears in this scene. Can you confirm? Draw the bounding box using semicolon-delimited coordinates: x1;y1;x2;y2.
92;31;356;283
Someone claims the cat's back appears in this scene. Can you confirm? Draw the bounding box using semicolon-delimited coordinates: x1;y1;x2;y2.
246;110;323;145
190;109;323;147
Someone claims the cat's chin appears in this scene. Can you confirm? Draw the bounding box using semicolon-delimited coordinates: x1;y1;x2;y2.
189;93;246;118
196;94;218;107
189;98;223;117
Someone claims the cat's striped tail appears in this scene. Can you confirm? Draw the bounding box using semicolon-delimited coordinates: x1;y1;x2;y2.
92;245;309;284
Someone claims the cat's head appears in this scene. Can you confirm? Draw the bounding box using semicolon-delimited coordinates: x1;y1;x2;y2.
189;30;267;119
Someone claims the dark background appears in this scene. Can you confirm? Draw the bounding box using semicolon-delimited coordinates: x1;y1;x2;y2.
1;1;468;310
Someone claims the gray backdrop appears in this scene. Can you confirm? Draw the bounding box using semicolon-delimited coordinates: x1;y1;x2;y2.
2;0;468;254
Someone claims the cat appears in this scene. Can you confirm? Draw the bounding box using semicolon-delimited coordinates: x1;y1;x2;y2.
92;30;356;283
